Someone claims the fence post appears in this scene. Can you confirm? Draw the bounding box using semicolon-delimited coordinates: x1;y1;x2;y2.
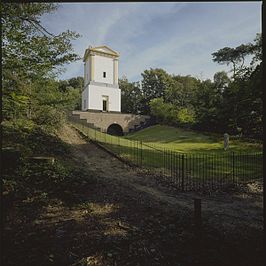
194;198;202;227
194;198;202;238
94;129;96;141
181;154;185;192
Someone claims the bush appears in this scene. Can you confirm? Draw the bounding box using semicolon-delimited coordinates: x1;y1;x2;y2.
149;98;178;125
177;108;196;128
32;106;66;133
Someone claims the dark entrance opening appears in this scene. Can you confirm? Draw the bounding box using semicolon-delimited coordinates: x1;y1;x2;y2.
103;100;107;111
107;124;124;136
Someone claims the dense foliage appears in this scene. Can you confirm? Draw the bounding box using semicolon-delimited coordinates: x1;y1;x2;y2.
2;3;85;215
119;34;262;139
2;3;81;132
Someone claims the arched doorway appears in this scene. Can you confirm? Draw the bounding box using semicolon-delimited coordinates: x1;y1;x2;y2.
107;124;124;136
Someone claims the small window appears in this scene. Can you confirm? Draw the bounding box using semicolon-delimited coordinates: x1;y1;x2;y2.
103;72;106;78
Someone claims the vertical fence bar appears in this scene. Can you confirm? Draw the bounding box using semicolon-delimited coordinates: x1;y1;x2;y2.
118;136;120;156
165;149;167;178
200;154;204;190
178;153;181;189
168;150;170;178
212;153;215;189
170;150;173;182
174;152;177;185
163;148;165;176
135;140;137;164
168;150;170;177
235;152;237;185
166;149;168;177
213;154;216;189
181;154;185;192
232;152;235;185
131;139;133;162
195;154;198;190
188;154;190;190
134;140;136;164
241;152;244;180
137;141;139;165
140;141;143;167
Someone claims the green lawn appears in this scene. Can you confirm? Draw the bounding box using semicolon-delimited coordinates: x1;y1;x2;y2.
72;122;262;187
125;125;262;154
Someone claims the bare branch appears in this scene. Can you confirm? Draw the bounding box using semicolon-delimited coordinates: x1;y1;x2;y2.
18;16;55;37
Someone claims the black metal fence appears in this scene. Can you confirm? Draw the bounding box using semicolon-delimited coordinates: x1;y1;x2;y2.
70;119;263;191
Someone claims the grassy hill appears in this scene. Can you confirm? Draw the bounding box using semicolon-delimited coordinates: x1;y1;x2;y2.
125;125;262;154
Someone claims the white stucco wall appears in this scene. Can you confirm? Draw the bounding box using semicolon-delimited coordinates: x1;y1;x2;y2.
88;84;121;112
82;47;120;112
84;57;91;84
94;55;114;84
81;87;89;110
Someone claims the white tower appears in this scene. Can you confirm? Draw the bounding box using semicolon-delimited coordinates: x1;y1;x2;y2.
82;45;121;112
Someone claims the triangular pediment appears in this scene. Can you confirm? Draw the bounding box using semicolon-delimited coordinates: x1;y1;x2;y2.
83;45;119;61
91;46;119;56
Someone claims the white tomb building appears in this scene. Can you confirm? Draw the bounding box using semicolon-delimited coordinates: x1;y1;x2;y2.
82;45;121;112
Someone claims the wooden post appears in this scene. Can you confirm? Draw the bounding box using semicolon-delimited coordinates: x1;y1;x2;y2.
181;154;185;191
194;198;202;229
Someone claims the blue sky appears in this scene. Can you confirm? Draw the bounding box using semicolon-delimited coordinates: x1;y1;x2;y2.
41;2;261;82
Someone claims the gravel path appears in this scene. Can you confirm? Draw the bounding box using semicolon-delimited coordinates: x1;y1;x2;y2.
58;124;263;230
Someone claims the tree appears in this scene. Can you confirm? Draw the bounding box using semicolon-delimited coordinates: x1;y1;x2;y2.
140;68;175;114
212;35;261;79
209;34;262;138
2;3;80;122
212;45;249;78
249;33;262;67
193;79;225;132
149;98;177;125
119;76;142;114
213;71;230;92
68;77;84;92
57;77;84;110
177;108;196;128
168;75;200;108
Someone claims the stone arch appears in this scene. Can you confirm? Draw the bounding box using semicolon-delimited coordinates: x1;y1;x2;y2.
107;123;124;136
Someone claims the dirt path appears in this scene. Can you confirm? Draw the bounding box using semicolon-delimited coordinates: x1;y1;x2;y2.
4;123;263;266
58;124;263;230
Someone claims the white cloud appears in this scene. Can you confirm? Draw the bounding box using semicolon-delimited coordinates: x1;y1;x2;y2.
41;2;261;81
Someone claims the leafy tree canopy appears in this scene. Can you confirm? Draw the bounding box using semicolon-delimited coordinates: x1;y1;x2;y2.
2;3;81;131
212;34;261;78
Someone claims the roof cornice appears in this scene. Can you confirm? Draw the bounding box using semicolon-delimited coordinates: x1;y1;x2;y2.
83;45;119;62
